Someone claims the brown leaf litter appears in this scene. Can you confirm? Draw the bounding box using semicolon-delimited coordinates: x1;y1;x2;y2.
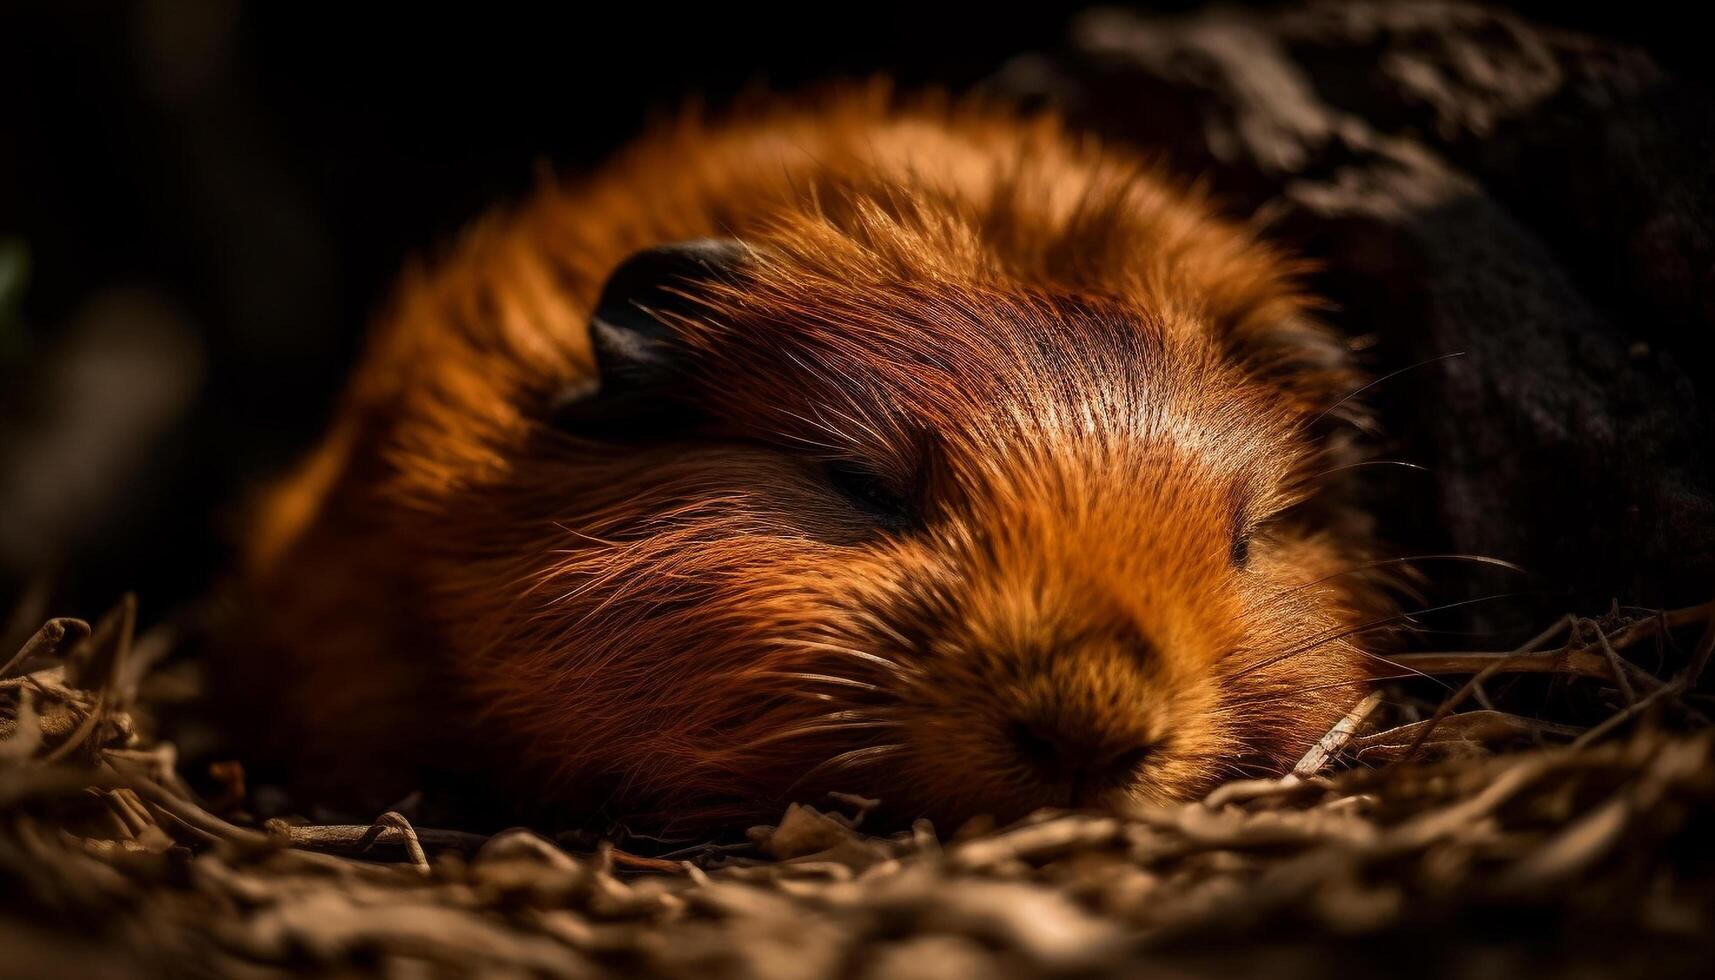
3;595;1714;977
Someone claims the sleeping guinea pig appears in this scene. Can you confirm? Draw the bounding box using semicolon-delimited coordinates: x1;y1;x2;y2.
227;88;1389;830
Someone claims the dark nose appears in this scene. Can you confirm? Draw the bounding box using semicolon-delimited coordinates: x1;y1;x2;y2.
1007;717;1155;800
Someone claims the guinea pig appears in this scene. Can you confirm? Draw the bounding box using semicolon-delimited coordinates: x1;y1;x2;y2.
227;88;1389;830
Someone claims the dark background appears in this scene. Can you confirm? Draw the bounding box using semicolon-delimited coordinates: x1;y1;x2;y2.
0;1;1702;624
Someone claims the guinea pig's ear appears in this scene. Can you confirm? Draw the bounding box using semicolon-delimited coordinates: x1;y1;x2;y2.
550;238;749;437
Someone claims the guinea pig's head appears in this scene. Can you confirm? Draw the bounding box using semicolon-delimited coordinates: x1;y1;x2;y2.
422;232;1377;829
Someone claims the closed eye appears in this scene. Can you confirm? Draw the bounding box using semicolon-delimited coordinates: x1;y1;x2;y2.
1230;525;1252;568
1230;505;1257;568
824;460;916;529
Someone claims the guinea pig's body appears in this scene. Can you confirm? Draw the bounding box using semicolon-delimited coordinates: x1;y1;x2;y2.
232;89;1386;829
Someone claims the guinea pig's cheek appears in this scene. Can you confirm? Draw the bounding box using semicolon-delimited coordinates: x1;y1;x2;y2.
816;544;946;634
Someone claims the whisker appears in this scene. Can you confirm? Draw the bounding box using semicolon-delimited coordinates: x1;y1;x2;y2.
1225;674;1420;708
789;639;912;676
1311;460;1429;480
807;744;905;778
848;612;919;654
739;720;902;750
1280;554;1529;596
783;744;908;796
1391;592;1533;628
1232;592;1530;680
780;690;839;704
751;671;882;692
1308;351;1466;429
1364;648;1449;688
1332;646;1449;687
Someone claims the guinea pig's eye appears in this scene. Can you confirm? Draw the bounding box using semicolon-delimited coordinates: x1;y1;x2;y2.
1229;522;1252;568
824;460;916;528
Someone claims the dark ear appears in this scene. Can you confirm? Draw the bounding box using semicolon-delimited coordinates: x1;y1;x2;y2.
551;238;749;436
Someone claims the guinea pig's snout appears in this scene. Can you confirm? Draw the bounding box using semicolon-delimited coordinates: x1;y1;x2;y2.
1004;715;1156;805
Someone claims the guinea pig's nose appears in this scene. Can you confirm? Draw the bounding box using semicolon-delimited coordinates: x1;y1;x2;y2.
1006;718;1155;795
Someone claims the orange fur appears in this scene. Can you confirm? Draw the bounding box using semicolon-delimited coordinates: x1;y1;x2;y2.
232;86;1388;829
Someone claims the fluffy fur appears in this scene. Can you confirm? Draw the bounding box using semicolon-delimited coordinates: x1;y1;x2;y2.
232;87;1388;829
